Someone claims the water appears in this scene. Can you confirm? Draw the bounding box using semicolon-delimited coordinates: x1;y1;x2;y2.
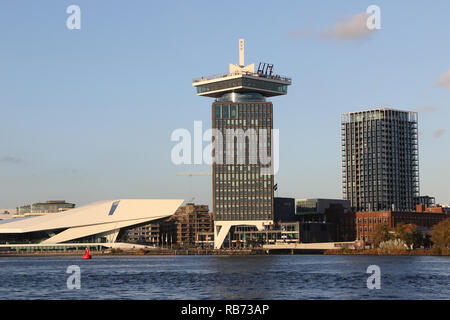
0;255;448;299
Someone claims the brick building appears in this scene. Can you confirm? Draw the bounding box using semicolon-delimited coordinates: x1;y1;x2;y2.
356;205;446;243
122;203;213;246
122;223;161;245
163;203;213;246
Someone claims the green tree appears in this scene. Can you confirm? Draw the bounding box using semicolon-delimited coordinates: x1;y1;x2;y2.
430;218;450;250
373;223;392;247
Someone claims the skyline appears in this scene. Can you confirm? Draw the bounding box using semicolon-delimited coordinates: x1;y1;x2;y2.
1;1;450;209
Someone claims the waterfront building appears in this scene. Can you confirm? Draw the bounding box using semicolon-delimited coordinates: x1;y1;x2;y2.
194;231;214;248
232;222;300;248
273;197;296;222
122;223;162;245
0;199;183;246
162;203;213;247
341;108;419;212
295;198;355;242
272;197;356;243
15;200;75;217
122;203;213;247
355;205;447;243
192;39;291;249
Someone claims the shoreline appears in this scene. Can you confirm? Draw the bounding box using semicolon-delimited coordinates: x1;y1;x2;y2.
0;248;264;258
1;248;449;257
324;248;449;256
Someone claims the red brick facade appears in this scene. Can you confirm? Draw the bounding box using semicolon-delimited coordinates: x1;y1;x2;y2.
356;209;446;243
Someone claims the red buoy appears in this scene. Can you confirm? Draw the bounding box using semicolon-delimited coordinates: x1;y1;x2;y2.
82;247;91;259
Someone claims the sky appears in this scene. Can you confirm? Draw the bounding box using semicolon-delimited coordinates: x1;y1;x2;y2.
0;0;449;209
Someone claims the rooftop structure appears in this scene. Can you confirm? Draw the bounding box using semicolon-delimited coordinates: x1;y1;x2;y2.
15;200;75;217
192;39;291;98
296;198;351;215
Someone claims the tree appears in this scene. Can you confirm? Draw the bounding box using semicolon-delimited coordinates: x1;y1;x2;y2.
394;223;423;249
373;223;392;247
430;218;450;250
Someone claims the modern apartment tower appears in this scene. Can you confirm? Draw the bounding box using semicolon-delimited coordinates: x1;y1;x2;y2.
341;108;419;212
192;39;291;248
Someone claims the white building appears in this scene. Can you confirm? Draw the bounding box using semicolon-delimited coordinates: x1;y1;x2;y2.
0;199;183;247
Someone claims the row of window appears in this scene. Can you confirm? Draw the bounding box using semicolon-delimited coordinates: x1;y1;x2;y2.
215;119;272;127
214;104;272;119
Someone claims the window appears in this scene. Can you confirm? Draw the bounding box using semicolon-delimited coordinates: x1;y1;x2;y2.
215;105;221;119
222;105;229;118
108;201;120;216
230;105;237;119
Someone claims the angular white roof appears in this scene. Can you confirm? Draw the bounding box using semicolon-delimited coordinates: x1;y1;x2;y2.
0;199;184;243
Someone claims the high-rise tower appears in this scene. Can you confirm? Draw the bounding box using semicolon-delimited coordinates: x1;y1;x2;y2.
341;108;419;212
192;39;291;249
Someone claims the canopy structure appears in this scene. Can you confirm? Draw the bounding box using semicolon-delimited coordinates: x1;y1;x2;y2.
0;199;183;244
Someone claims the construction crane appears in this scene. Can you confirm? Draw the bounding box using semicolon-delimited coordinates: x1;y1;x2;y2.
176;171;211;204
176;172;212;240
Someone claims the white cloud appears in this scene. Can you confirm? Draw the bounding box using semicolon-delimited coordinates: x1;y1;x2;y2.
436;69;450;89
321;13;375;41
434;129;446;138
288;12;377;42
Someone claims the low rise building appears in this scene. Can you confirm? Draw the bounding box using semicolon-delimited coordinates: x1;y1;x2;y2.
121;222;162;245
164;203;213;246
272;198;356;243
295;198;355;242
122;203;214;247
231;222;300;248
0;199;183;246
15;200;75;217
356;205;447;243
414;196;436;209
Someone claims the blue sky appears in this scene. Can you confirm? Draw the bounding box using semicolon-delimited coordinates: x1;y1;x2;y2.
0;0;449;209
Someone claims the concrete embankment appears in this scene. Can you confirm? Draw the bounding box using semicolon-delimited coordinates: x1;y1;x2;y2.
0;248;267;257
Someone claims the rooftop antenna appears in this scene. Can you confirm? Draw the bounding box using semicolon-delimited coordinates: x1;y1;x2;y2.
229;39;254;74
239;38;245;66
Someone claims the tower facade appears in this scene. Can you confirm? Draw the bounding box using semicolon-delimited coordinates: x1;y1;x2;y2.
341;108;419;212
193;39;291;248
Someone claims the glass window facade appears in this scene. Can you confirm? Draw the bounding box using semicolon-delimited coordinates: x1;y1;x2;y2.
341;109;419;212
212;101;274;221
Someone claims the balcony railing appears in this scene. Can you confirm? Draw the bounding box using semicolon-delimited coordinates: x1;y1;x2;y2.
193;70;292;84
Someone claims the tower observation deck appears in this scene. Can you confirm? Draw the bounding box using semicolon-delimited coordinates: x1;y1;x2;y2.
193;39;291;249
192;39;291;98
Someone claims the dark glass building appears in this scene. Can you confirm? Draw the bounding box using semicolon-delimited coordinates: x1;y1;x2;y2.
341;108;419;212
193;39;291;248
212;99;273;222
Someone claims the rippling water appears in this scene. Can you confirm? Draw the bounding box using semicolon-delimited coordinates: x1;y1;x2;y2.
0;255;448;299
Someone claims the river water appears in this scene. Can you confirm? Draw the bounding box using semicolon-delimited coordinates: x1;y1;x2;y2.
0;255;448;299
